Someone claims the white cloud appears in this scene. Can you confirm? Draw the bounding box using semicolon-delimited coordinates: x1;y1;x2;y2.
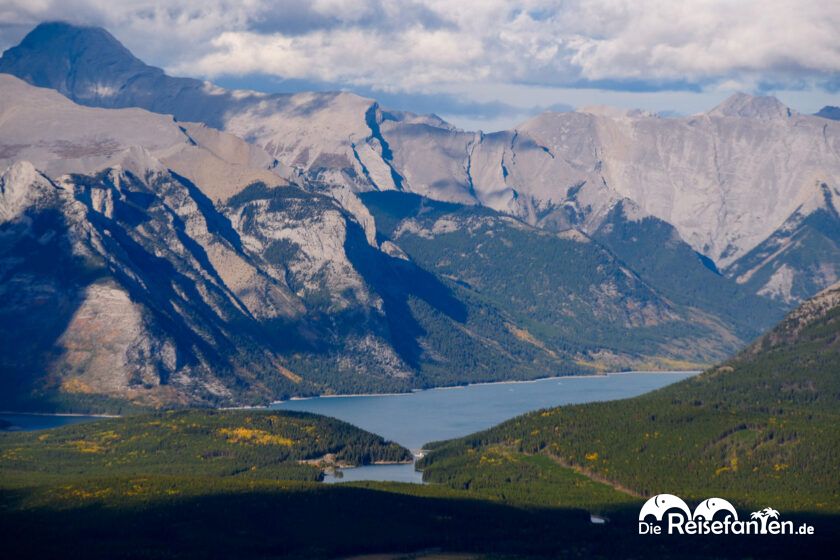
176;0;840;93
178;26;488;90
559;0;840;82
1;0;839;127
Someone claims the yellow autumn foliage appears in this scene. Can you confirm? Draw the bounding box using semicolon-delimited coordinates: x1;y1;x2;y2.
55;486;113;500
217;427;293;446
60;377;95;394
70;440;105;454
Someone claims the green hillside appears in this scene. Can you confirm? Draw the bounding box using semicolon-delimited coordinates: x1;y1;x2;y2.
361;191;758;370
592;202;783;338
0;409;411;484
3;328;840;558
1;413;836;559
419;283;840;513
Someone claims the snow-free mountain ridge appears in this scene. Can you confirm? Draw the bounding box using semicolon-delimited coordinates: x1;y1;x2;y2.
1;73;761;409
3;22;837;306
0;22;838;409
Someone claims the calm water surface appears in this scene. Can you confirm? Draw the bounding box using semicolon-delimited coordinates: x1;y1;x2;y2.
273;371;697;483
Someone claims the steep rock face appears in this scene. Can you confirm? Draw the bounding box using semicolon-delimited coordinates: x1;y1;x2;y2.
0;160;313;410
3;23;837;306
385;100;840;304
9;23;840;410
724;182;840;304
226;183;373;312
0;161;58;220
517;104;840;267
379;119;475;204
1;156;441;409
468;113;620;229
0;76;413;409
0;75;625;410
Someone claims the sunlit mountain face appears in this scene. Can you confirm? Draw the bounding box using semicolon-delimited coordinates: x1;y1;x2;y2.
1;22;839;409
1;6;840;560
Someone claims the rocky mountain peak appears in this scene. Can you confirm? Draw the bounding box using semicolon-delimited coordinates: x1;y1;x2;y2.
3;21;839;318
708;92;793;119
815;106;840;121
0;22;161;106
12;21;127;55
0;160;57;220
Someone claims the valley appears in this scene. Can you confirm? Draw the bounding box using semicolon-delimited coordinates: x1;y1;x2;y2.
0;61;784;412
3;348;837;557
2;23;839;411
2;295;839;558
276;370;697;482
1;14;840;560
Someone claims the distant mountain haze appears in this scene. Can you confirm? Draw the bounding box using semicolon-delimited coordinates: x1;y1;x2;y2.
815;106;840;121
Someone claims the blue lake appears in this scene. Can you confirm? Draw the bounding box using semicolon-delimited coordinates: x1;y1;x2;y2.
273;371;697;483
0;372;696;484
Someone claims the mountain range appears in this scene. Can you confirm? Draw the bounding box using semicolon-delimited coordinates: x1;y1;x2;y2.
1;22;838;410
4;22;838;303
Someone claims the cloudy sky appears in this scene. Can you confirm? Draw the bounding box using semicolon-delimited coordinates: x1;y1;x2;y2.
1;0;839;130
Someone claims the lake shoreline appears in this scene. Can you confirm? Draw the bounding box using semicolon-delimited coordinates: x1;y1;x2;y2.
271;370;701;404
6;371;697;488
2;371;702;419
278;370;699;484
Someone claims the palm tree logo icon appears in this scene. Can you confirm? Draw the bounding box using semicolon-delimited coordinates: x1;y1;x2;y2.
750;507;780;534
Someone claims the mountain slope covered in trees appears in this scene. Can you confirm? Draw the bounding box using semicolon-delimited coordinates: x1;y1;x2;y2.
420;282;840;512
362;191;759;369
0;409;411;483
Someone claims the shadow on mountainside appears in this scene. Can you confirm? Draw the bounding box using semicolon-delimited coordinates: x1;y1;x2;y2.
344;219;467;370
0;208;103;409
